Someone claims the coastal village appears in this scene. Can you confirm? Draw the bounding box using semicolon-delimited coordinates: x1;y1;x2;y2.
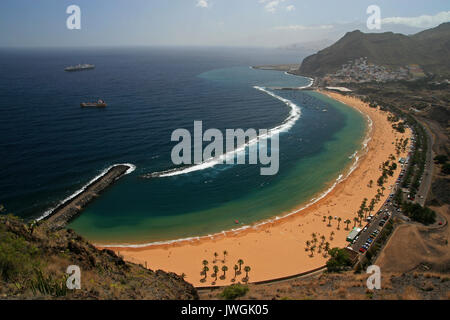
322;57;426;85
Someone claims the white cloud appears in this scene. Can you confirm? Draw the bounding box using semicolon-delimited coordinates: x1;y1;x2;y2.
286;5;295;12
196;0;209;8
259;0;287;13
274;24;334;31
382;11;450;28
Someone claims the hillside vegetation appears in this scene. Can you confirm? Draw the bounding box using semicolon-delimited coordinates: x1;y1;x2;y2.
0;215;198;300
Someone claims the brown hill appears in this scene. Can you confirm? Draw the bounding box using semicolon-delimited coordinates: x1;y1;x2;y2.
298;22;450;77
0;215;198;300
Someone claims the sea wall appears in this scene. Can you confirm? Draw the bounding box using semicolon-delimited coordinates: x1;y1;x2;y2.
43;164;130;230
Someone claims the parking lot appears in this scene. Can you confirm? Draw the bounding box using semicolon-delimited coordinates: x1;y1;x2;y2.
350;202;396;253
349;141;414;255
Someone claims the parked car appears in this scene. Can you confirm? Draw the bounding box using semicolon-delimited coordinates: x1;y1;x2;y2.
359;247;366;253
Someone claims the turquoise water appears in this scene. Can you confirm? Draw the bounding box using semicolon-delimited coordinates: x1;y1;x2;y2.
66;67;366;245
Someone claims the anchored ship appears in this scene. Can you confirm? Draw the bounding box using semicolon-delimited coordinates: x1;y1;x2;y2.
80;99;107;108
64;64;95;72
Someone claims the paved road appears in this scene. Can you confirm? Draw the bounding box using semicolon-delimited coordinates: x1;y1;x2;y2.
414;121;435;206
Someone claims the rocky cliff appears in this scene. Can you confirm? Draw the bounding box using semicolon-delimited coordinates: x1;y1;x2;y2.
0;215;198;300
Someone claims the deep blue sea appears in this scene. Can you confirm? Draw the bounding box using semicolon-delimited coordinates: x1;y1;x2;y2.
0;47;366;244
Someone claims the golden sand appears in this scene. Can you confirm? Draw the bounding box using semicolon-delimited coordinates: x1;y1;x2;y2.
101;91;411;287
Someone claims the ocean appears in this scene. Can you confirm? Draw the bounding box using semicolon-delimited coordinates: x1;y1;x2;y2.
0;47;366;245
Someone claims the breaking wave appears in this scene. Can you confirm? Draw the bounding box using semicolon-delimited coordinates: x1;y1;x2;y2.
143;86;302;178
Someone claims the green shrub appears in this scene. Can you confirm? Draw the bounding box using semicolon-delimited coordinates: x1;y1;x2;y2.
0;230;41;282
442;163;450;175
30;269;68;297
402;203;436;225
434;155;448;165
220;284;249;300
326;248;353;272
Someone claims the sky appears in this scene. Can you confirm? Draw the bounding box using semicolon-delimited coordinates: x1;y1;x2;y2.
0;0;449;48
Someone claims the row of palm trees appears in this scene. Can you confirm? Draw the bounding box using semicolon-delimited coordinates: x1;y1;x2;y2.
395;137;408;156
353;154;399;227
322;215;343;229
200;258;251;283
314;153;401;251
305;232;334;258
323;214;363;231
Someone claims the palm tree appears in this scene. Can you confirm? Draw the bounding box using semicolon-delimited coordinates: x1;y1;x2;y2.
357;207;362;218
369;199;375;216
237;259;244;274
375;193;381;202
381;186;385;195
233;265;239;279
202;260;208;267
320;235;326;244
244;266;251;279
223;250;228;263
203;266;209;280
327;215;333;226
213;265;219;281
221;265;228;279
310;245;316;257
330;231;335;241
323;215;327;222
360;198;367;217
353;217;358;228
213;252;218;263
345;219;351;230
337;217;342;229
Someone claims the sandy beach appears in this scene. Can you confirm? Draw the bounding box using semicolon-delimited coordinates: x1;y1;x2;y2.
101;91;411;287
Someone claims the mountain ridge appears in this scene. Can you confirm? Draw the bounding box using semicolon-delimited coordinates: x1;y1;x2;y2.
297;22;450;77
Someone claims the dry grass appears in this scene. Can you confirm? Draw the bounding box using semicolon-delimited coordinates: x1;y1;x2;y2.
200;270;450;300
401;285;421;299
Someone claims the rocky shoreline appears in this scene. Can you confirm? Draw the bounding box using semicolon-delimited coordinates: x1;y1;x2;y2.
43;164;130;230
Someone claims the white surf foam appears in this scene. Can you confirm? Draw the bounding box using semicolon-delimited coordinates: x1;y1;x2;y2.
152;87;302;178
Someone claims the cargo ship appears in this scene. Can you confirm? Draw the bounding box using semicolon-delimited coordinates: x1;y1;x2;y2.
80;99;107;108
64;64;95;72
